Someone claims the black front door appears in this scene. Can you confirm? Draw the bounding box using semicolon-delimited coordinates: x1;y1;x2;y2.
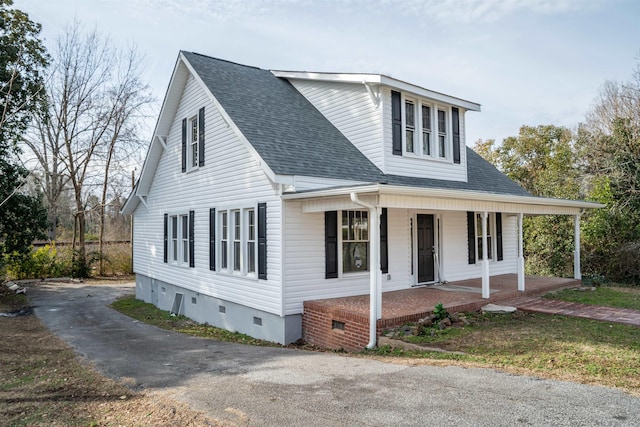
417;214;435;283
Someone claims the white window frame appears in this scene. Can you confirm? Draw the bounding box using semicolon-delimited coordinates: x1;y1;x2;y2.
339;210;370;275
169;213;190;267
189;114;199;170
404;99;416;154
217;206;257;277
399;92;452;161
475;212;494;262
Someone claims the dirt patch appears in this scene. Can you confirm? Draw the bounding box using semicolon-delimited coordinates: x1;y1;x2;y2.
0;284;223;427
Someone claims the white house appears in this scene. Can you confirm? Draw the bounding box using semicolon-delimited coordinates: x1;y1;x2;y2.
122;51;599;347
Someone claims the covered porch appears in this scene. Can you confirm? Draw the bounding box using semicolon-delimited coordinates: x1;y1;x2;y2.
303;274;581;351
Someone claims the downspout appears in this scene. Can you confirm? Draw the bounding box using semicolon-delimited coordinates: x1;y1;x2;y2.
350;192;380;349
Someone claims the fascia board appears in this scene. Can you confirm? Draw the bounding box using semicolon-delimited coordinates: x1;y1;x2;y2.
281;183;603;210
270;70;481;111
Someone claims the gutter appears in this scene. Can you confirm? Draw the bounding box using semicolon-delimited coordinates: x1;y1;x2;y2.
350;192;380;349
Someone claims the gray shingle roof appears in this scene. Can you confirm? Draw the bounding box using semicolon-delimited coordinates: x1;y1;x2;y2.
182;52;531;198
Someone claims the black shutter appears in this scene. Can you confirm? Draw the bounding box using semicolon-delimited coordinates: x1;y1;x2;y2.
467;211;476;264
325;211;338;279
198;107;205;167
452;107;461;164
189;210;195;268
163;213;168;263
258;202;267;279
181;118;187;172
496;212;503;261
209;208;215;270
380;208;388;274
391;90;402;156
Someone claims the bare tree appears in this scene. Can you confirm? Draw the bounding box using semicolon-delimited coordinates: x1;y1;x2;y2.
23;21;153;275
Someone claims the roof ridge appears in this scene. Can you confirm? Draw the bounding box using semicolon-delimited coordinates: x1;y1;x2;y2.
181;51;264;71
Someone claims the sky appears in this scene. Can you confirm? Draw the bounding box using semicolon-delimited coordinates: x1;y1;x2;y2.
15;0;640;164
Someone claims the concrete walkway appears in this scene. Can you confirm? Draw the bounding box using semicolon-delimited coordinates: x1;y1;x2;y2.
504;296;640;327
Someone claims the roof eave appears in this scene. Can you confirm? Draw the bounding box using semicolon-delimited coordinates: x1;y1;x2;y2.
281;183;603;210
270;70;481;111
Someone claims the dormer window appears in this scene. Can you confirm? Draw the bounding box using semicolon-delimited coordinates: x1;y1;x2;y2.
422;105;431;156
391;90;461;164
438;109;446;158
405;100;416;153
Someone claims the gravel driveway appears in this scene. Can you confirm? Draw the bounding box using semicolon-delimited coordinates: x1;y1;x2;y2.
30;281;640;426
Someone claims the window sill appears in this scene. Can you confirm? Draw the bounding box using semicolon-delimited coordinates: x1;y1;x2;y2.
402;152;454;164
214;269;259;281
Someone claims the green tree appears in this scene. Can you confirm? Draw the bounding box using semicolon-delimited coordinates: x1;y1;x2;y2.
473;125;581;277
578;65;640;282
0;0;49;267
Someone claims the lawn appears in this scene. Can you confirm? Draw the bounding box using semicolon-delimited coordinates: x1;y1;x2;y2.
109;293;640;397
0;283;217;427
373;310;640;396
544;286;640;310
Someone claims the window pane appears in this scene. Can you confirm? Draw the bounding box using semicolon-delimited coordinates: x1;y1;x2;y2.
191;118;198;142
439;135;446;158
342;211;349;241
183;241;188;263
422;132;430;155
248;209;255;240
405;102;415;127
247;241;255;273
343;242;368;272
234;211;240;240
191;143;198;167
171;216;177;238
422;105;431;130
172;240;177;261
233;242;240;271
221;245;228;269
406;130;414;153
438;110;446;132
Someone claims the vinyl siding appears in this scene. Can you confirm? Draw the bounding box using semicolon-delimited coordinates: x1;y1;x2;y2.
288;80;384;171
441;211;517;282
282;205;518;315
382;87;468;181
132;73;282;315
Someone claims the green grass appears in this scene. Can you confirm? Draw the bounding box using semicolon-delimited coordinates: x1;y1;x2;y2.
370;311;640;395
544;286;640;310
111;295;278;346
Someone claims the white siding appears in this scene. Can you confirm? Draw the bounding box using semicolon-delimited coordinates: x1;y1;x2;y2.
441;211;517;282
282;205;519;314
132;73;282;315
381;87;468;181
288;80;384;171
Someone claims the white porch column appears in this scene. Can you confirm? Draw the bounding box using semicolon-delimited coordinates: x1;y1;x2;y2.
517;213;525;291
574;214;581;280
374;207;382;318
481;211;490;299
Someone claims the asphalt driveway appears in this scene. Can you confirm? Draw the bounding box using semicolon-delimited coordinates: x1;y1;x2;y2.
30;281;640;426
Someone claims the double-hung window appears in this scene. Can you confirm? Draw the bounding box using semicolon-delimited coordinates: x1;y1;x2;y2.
438;109;447;158
476;213;493;260
342;210;369;273
422;105;431;156
218;207;257;275
405;100;416;153
168;213;191;266
190;115;199;168
246;209;256;274
220;212;228;269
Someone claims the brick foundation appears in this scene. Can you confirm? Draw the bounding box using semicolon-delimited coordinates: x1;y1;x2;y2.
302;275;580;352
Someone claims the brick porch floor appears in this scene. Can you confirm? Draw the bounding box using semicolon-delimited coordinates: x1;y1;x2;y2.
302;274;581;350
